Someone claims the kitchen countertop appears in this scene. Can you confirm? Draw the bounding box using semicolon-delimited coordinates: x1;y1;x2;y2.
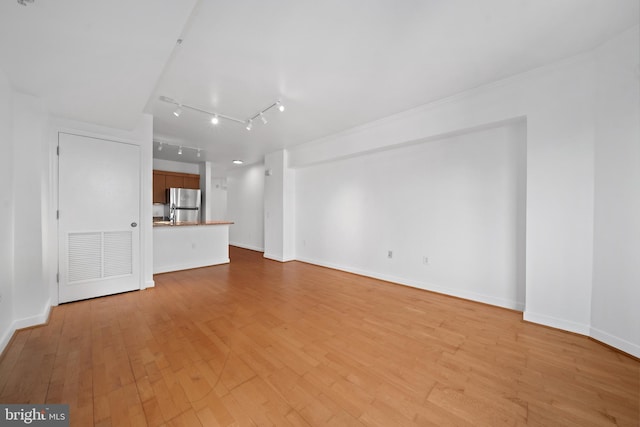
153;220;234;227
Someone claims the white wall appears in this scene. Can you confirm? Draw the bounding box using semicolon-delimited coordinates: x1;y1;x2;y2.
0;68;15;352
0;82;52;354
210;178;228;220
295;122;526;310
12;93;51;326
264;150;296;262
227;163;265;252
284;28;640;357
153;158;200;174
289;52;597;335
591;27;640;356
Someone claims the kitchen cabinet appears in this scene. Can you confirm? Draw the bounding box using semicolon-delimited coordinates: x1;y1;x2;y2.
153;170;200;204
153;171;167;204
184;175;200;189
165;174;184;190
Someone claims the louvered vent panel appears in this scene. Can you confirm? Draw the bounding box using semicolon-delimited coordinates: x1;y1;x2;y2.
68;232;102;283
104;231;132;277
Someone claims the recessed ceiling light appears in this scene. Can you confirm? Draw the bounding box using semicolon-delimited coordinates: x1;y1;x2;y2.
232;160;244;165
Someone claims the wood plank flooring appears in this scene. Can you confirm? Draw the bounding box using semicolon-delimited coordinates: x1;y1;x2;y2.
0;246;638;426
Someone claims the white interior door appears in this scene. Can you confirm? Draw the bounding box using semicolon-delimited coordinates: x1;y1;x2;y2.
58;132;141;303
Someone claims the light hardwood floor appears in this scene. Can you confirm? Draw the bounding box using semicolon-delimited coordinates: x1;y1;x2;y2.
0;246;638;426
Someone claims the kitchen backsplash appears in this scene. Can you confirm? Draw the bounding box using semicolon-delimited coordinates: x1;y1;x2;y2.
152;204;167;218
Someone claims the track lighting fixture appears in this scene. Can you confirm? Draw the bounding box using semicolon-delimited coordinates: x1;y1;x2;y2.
155;140;205;159
232;160;244;165
159;96;285;131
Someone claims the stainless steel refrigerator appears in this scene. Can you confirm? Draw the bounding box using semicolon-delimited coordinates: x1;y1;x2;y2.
168;188;201;223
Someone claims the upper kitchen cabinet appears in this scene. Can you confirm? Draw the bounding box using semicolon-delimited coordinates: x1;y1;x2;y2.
153;170;200;204
153;171;167;204
184;175;200;189
165;174;184;189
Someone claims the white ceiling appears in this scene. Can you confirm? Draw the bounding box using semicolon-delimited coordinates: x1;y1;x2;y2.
1;1;638;173
0;0;197;129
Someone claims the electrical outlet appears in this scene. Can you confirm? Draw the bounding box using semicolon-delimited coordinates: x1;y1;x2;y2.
423;256;429;265
388;250;393;259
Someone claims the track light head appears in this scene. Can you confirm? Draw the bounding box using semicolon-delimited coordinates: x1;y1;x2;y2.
157;142;163;152
173;106;182;117
277;101;285;112
211;114;219;125
197;149;201;158
246;120;253;131
178;146;183;155
260;112;268;125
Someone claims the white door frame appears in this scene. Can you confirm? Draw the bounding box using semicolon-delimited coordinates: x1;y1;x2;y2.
50;126;150;306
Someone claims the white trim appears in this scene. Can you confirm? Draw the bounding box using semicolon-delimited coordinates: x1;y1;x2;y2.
0;326;13;358
12;302;51;330
523;310;591;335
264;253;285;262
296;256;525;312
0;299;51;356
144;279;155;289
590;326;640;359
230;242;264;253
263;253;296;263
153;258;230;274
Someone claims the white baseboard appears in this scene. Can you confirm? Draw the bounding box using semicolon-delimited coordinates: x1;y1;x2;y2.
296;256;525;312
0;324;14;358
0;299;51;357
523;310;590;335
590;326;640;359
144;279;155;289
230;242;264;253
153;258;230;274
263;253;296;263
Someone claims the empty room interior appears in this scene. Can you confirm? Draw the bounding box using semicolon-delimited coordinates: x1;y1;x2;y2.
0;1;638;426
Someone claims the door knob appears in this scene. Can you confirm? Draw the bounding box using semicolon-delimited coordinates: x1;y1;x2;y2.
131;222;138;228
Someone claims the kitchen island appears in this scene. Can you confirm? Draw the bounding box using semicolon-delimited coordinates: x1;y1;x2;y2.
153;221;233;274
